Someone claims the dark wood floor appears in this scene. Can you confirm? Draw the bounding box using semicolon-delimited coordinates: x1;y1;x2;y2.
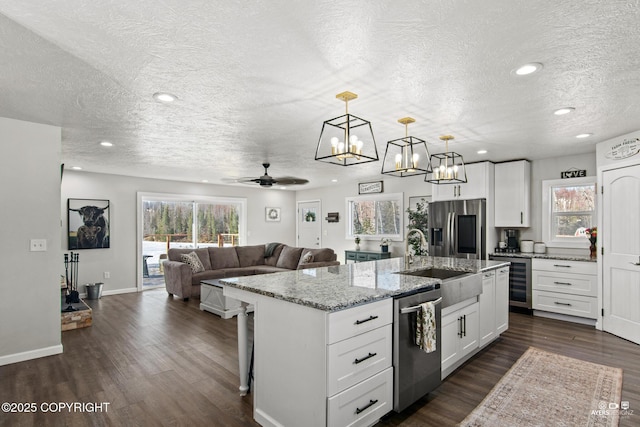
1;289;638;427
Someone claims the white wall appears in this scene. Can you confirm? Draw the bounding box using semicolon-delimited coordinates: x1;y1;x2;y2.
296;174;432;263
62;171;296;294
0;117;63;365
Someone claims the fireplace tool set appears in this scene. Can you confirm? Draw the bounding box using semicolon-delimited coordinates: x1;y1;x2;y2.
63;252;80;312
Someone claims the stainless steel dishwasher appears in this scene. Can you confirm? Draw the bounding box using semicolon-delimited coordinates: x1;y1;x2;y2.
393;284;442;412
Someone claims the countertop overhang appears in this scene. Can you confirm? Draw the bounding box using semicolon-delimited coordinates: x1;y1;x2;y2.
220;256;509;312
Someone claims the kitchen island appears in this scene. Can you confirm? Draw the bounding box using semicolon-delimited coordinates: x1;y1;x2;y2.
222;256;509;427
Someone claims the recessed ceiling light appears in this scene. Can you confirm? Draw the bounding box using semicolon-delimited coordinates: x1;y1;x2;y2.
153;92;177;103
71;166;82;170
331;179;338;183
280;186;287;190
576;133;593;139
514;62;543;76
201;179;209;183
100;141;113;147
554;107;575;115
477;150;488;154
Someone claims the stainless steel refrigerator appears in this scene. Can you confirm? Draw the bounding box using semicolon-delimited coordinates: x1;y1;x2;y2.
428;198;486;259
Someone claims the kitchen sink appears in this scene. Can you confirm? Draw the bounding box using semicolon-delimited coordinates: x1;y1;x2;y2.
397;268;469;280
396;268;482;308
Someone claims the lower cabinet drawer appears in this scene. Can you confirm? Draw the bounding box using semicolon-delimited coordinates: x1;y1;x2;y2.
533;290;598;319
327;299;393;344
327;325;392;396
532;271;597;297
327;367;393;427
356;253;368;261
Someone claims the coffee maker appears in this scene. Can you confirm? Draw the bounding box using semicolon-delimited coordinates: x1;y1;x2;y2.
505;229;519;252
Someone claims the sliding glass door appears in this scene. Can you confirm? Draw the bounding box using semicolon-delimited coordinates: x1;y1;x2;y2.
139;193;246;289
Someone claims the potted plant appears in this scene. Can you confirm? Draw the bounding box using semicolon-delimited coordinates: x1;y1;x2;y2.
406;198;429;255
380;237;390;253
354;236;361;251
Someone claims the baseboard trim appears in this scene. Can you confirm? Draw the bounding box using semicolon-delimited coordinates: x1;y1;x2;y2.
79;287;138;299
533;310;597;326
0;344;63;367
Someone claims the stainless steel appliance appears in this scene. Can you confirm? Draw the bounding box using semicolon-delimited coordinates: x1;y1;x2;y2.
393;285;442;412
489;254;532;309
428;198;486;259
505;229;519;251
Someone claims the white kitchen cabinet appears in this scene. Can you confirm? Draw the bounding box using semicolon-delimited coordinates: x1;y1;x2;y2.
495;267;509;334
441;297;479;377
478;271;496;347
532;259;597;320
478;267;510;348
431;161;495;201
494;160;530;227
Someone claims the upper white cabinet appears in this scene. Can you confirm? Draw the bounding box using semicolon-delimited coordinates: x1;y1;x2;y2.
432;161;495;202
494;160;531;227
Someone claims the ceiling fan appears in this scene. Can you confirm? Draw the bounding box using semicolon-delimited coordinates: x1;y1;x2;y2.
232;163;309;187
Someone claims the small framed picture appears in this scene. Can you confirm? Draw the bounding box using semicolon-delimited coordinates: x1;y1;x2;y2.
358;181;383;194
266;207;281;222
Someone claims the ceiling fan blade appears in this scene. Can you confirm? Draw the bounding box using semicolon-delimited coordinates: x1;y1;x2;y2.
273;177;309;185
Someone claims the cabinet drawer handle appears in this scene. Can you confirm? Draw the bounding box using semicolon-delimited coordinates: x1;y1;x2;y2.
355;315;379;325
553;281;573;286
463;314;467;337
520;212;523;224
553;264;572;268
457;316;463;338
554;302;572;306
355;399;378;415
354;352;377;364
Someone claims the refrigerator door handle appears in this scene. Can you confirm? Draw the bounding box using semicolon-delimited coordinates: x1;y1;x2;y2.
449;212;455;255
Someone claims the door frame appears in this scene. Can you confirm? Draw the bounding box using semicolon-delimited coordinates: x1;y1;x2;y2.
597;156;640;332
296;199;322;248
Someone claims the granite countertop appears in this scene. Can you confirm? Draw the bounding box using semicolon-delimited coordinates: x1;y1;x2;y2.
490;252;596;263
220;256;510;312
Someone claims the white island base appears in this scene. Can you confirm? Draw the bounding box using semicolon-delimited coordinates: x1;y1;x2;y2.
225;285;394;427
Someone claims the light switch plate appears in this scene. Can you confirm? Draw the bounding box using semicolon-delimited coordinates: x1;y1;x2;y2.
30;239;47;251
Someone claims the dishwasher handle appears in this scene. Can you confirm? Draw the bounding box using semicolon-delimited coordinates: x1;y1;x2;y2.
400;297;443;314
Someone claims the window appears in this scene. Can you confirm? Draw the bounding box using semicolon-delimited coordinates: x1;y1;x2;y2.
346;192;403;240
542;177;596;248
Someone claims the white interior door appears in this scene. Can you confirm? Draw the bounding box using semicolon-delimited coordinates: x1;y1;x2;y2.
297;200;321;249
602;164;640;344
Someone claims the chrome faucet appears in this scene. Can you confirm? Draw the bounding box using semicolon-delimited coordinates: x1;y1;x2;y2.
405;228;428;265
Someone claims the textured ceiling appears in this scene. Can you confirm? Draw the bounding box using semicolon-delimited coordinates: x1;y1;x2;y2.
1;1;639;189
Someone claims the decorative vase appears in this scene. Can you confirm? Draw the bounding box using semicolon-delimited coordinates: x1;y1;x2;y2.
355;243;360;251
590;243;597;259
381;245;388;253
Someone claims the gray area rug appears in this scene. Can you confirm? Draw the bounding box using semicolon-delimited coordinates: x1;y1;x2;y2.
459;347;623;426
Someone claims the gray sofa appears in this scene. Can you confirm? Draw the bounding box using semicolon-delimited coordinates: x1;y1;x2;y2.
163;244;339;300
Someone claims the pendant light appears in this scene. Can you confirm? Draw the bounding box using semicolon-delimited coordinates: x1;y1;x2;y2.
314;91;379;166
381;117;432;177
425;135;467;184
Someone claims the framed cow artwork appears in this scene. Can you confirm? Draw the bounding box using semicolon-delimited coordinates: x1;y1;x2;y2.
68;198;110;249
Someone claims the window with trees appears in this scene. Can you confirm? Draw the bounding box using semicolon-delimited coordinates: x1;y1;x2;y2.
346;192;403;241
542;177;596;248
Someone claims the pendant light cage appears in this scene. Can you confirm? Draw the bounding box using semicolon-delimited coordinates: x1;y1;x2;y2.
315;91;379;166
425;135;467;184
381;117;432;177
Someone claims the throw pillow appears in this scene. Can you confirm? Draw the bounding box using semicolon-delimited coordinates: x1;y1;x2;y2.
301;251;314;264
181;251;205;273
275;246;304;270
